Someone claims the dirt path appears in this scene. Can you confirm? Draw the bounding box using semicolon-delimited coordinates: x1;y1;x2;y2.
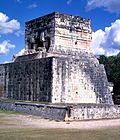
0;113;120;129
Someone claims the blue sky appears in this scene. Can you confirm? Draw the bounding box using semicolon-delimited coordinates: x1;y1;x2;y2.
0;0;120;63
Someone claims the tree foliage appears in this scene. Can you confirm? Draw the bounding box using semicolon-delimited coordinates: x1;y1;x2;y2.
98;53;120;99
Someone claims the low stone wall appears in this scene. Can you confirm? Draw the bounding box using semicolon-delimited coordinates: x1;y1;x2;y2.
0;100;67;121
68;104;120;121
0;100;120;121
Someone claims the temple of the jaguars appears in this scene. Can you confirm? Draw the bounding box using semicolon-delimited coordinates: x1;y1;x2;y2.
0;12;120;121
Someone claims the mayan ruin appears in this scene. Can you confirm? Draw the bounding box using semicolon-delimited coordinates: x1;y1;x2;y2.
0;12;120;121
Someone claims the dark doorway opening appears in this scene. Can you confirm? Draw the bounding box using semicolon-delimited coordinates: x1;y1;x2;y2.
45;37;50;52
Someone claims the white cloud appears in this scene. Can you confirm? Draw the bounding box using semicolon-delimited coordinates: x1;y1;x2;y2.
0;12;20;34
0;40;15;55
15;48;25;56
28;3;38;9
92;30;105;55
0;12;21;56
67;0;72;5
4;61;9;64
92;19;120;56
86;0;120;13
0;12;8;22
15;30;24;37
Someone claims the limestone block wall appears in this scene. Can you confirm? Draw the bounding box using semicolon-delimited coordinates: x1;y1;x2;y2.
54;28;91;51
0;100;67;121
0;65;5;98
52;57;97;103
14;53;38;62
54;13;92;51
52;51;113;104
0;12;114;106
25;12;55;52
4;58;53;102
25;12;92;56
0;53;113;105
69;104;120;120
0;100;120;121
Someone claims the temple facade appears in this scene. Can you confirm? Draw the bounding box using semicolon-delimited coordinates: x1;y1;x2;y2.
0;12;113;104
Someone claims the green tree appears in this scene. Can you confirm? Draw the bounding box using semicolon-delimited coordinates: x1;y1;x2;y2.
98;54;120;104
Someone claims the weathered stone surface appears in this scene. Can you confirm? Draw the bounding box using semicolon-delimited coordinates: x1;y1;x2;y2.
24;12;92;56
52;54;113;104
0;100;120;121
0;64;6;98
4;58;53;102
68;104;120;120
0;100;67;121
0;12;114;105
0;12;120;121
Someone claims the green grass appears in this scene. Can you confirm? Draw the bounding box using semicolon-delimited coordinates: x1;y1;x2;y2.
0;109;27;116
0;110;19;125
0;109;19;114
0;110;120;140
0;128;120;140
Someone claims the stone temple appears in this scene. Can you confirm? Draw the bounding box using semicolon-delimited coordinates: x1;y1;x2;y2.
0;12;113;104
1;12;120;121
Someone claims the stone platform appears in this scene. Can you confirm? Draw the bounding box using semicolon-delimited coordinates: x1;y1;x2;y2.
0;12;118;121
0;100;119;121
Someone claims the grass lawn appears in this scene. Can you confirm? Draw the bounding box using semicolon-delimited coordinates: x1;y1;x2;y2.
0;128;120;140
0;110;120;140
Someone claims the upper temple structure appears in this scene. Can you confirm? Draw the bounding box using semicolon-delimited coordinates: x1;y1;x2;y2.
0;12;113;104
25;12;91;55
